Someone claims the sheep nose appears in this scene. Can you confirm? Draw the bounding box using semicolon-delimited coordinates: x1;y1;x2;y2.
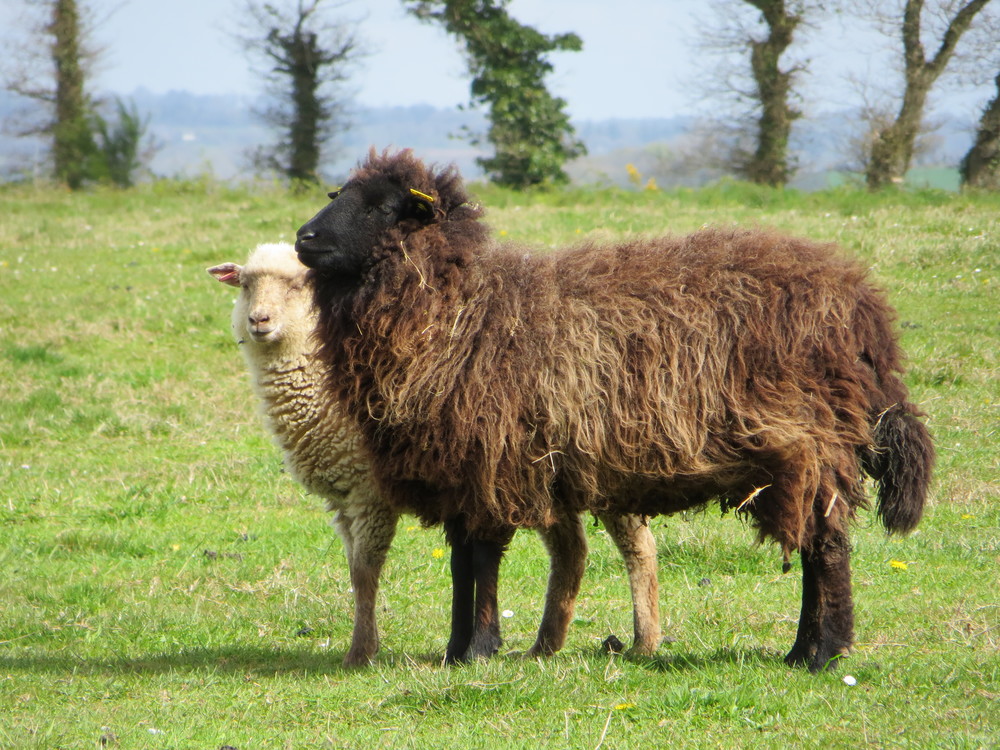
297;229;317;243
249;312;270;325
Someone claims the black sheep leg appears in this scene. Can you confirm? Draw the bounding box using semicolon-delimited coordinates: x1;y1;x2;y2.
808;525;854;672
444;518;475;663
786;519;854;671
463;529;514;661
443;518;513;663
784;551;820;668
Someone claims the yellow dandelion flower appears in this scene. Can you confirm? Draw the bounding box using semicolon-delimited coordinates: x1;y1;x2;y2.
499;230;508;237
614;702;635;711
889;560;908;571
961;514;973;520
432;548;445;559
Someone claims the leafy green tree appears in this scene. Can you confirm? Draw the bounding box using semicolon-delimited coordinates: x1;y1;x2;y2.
5;0;99;188
91;97;151;188
405;0;585;189
239;0;361;185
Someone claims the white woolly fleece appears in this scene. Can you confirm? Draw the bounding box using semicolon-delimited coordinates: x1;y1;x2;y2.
232;243;379;514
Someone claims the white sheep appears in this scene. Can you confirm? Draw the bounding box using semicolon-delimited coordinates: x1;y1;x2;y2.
208;243;398;667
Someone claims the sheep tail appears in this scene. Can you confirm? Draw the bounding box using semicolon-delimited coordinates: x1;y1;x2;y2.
861;403;935;534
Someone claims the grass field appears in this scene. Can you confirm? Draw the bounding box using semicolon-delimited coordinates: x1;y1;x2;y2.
0;177;997;749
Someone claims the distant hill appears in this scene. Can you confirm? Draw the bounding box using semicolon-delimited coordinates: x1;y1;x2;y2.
0;88;979;188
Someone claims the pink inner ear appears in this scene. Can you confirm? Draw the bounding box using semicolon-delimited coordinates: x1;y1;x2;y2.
208;263;242;286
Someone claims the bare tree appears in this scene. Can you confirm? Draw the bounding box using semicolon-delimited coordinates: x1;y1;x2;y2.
238;0;361;185
956;13;1000;188
861;0;993;190
961;72;1000;188
2;0;154;187
742;1;804;186
4;0;99;187
697;1;818;187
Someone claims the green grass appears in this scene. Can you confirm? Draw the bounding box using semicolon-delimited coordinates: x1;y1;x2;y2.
0;178;997;749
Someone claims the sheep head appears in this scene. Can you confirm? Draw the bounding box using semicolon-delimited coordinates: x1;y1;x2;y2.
208;243;316;350
295;149;483;281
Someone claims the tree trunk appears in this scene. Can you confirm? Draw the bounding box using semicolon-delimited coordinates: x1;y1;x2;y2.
961;72;1000;190
50;0;93;189
241;1;356;184
865;0;992;190
744;0;801;187
865;72;933;190
287;30;322;183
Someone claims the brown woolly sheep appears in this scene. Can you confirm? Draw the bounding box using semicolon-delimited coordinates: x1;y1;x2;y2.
295;149;934;671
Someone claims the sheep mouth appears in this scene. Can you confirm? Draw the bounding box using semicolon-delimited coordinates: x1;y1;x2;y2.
248;327;278;342
295;244;330;257
294;240;335;264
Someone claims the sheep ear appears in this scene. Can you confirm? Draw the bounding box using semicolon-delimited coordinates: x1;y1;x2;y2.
207;262;242;287
402;188;438;225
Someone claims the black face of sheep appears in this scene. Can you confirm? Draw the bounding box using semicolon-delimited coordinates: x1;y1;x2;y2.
296;178;436;278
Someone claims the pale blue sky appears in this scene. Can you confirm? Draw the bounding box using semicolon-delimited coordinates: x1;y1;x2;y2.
0;0;994;122
29;0;705;119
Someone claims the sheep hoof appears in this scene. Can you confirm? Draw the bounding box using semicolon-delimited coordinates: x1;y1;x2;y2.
524;641;558;659
783;645;814;668
342;648;376;668
785;641;848;672
627;641;660;658
462;642;500;662
463;634;502;662
808;647;850;673
444;640;470;665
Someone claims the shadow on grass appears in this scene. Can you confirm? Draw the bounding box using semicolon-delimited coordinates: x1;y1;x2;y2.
0;642;793;677
614;645;788;673
0;645;449;676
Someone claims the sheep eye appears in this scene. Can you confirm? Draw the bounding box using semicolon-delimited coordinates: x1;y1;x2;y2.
364;201;393;217
327;190;341;200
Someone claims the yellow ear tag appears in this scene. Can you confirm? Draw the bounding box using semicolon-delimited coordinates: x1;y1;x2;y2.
409;188;435;203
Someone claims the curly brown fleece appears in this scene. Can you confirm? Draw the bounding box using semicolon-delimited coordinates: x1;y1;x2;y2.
312;152;932;567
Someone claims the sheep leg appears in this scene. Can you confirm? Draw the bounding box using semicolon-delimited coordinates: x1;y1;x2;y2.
463;529;514;661
526;513;588;657
333;506;399;668
599;513;662;656
807;524;855;672
784;551;820;668
786;517;854;672
444;517;476;664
